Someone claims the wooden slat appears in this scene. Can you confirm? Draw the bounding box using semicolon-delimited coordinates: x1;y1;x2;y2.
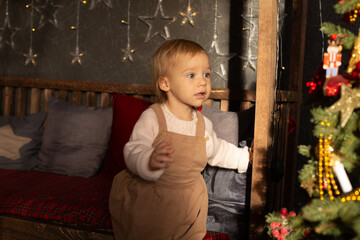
58;90;68;101
4;86;14;116
239;101;252;111
271;104;290;210
30;88;41;114
278;105;290;208
72;91;82;105
249;0;278;238
133;95;143;99
220;100;229;112
203;99;213;107
100;93;111;107
16;87;28;116
86;92;96;106
44;89;54;112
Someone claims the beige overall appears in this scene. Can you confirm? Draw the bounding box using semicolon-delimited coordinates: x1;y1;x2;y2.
109;104;208;240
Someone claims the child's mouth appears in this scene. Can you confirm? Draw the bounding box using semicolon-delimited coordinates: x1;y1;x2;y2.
195;92;206;98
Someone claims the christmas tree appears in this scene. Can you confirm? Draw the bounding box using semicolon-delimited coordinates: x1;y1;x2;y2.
266;1;360;239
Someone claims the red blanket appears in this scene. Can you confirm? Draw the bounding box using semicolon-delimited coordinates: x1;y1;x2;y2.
0;169;229;239
0;169;112;228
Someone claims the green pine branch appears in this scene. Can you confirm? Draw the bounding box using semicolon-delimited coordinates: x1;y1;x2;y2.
302;199;360;237
334;0;360;14
331;111;360;171
310;107;339;137
298;145;311;158
298;159;317;183
320;22;357;50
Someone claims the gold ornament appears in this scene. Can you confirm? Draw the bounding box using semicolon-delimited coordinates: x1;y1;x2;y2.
300;177;317;197
318;134;340;200
328;84;360;127
346;31;360;74
341;188;360;202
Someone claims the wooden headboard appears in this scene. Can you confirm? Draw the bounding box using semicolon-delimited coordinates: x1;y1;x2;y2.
0;77;256;116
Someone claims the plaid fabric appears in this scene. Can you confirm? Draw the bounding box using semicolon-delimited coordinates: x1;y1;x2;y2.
0;169;112;228
203;231;230;240
0;169;230;237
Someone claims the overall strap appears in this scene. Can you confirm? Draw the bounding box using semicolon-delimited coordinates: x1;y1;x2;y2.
150;104;168;133
195;110;205;138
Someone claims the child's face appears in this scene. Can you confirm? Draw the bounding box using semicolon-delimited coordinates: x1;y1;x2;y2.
160;52;211;108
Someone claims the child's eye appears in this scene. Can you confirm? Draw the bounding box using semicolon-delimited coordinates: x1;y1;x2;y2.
203;73;210;78
187;73;195;78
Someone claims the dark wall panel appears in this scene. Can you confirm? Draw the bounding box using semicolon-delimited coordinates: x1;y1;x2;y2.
0;0;258;90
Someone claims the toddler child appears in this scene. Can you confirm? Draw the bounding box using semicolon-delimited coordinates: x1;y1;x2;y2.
109;39;252;240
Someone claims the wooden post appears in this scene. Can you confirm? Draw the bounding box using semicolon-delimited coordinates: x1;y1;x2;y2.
249;0;278;238
282;0;307;209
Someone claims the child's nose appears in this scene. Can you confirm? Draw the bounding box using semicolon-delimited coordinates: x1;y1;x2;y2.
199;77;207;86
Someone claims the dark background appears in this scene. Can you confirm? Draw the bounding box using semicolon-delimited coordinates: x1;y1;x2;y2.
0;0;261;91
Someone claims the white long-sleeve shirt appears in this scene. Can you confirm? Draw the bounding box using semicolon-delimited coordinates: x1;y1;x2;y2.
124;104;249;181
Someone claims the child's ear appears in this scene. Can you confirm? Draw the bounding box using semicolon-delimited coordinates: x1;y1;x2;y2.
158;76;170;92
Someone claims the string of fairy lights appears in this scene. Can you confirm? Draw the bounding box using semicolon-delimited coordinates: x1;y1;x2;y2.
0;0;259;82
207;0;235;82
121;0;135;62
70;0;85;65
24;0;37;66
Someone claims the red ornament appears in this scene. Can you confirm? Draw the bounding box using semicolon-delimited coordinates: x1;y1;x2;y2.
356;61;360;71
272;229;280;238
330;34;337;40
280;208;288;218
306;63;326;95
271;222;281;229
323;75;350;96
351;70;360;79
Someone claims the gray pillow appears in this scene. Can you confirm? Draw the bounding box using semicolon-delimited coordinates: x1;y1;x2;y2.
201;104;238;145
201;105;254;238
0;112;46;170
34;97;112;178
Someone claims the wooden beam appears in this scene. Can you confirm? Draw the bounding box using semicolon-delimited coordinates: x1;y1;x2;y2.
249;0;278;238
282;0;307;210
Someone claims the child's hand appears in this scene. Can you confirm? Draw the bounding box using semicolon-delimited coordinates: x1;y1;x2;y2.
249;141;254;165
149;141;175;170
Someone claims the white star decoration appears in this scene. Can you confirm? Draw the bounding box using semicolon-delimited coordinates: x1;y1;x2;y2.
239;55;257;71
0;16;19;49
139;0;176;42
0;0;19;50
34;0;63;29
239;11;258;71
23;48;38;66
71;46;85;65
208;39;236;81
122;43;135;62
179;0;197;26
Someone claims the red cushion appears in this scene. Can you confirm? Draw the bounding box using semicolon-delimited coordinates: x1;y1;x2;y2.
100;94;152;178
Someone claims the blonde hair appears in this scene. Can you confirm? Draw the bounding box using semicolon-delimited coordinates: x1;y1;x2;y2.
151;39;207;103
